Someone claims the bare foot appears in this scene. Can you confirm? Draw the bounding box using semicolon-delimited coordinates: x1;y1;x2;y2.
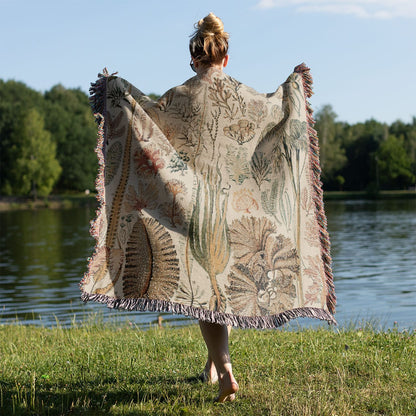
215;372;239;403
199;358;218;384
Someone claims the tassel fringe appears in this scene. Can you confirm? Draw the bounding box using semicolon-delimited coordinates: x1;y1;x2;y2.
81;290;337;329
80;65;337;329
294;63;336;315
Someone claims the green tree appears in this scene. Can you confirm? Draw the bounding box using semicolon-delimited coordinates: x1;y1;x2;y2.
376;135;415;189
10;108;61;197
389;118;416;180
341;119;388;191
44;85;97;191
0;80;45;194
314;105;347;188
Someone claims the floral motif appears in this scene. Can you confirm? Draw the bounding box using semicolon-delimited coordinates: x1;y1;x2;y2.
304;218;320;247
223;119;255;144
83;67;335;326
303;255;323;306
227;216;299;315
133;146;165;176
232;189;259;214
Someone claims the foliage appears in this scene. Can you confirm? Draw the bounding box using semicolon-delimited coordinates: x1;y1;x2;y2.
314;105;347;183
376;135;415;189
9;108;61;197
0;322;414;415
0;78;415;195
314;105;416;191
0;80;45;195
44;85;98;191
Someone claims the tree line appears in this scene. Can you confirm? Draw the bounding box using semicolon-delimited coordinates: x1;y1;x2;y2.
0;80;415;197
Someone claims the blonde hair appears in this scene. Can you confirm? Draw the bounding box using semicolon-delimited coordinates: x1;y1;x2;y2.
189;13;229;65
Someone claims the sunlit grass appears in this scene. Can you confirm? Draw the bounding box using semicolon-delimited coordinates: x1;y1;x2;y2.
0;320;415;415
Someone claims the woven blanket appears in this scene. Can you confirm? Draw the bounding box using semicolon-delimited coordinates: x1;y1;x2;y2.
80;64;336;328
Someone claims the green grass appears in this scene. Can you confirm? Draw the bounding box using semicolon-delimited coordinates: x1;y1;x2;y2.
0;321;415;415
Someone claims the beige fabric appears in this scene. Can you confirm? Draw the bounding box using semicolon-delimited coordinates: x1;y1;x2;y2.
81;65;336;328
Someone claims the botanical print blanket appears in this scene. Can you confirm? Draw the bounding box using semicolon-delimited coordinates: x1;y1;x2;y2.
80;64;336;328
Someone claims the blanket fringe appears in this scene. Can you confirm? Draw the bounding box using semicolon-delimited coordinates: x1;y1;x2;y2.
79;69;111;289
294;63;336;315
81;65;337;328
81;290;337;329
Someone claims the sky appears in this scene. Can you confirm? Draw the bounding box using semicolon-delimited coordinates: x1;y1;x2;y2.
1;0;415;125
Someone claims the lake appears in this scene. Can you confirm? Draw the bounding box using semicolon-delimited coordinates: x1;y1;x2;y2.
0;198;415;330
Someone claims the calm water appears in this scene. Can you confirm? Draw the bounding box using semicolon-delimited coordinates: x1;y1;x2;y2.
0;199;415;330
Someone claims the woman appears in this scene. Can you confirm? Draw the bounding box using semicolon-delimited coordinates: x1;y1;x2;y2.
81;13;336;403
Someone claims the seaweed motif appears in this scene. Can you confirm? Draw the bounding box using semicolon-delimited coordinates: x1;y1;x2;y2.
168;151;190;175
164;179;187;227
208;78;238;121
223;119;255;144
133;146;165;176
123;217;180;300
251;152;272;187
274;118;308;303
206;109;221;159
228;77;246;116
278;189;293;230
105;141;122;185
232;189;259;214
107;86;127;108
261;179;285;225
175;281;209;309
106;110;126;143
285;74;303;117
226;146;250;184
189;169;230;311
248;99;268;127
124;183;159;213
227;217;299;315
303;255;324;306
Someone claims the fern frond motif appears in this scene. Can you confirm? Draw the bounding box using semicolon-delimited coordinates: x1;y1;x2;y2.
251;152;272;187
261;179;282;224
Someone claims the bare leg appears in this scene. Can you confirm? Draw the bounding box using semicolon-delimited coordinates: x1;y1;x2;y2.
201;326;232;384
200;354;218;384
199;321;239;402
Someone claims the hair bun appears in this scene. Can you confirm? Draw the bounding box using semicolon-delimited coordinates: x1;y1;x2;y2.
189;13;229;65
197;12;227;37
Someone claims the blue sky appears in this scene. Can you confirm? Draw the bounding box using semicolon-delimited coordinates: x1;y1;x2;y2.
1;0;415;124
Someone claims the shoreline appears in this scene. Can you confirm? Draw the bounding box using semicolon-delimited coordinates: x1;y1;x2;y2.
0;190;415;211
0;194;98;211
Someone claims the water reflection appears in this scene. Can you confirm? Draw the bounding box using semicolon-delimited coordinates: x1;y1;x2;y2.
325;199;416;330
0;199;415;329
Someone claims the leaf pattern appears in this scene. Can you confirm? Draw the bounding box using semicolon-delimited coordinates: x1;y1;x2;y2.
82;68;335;324
227;216;299;315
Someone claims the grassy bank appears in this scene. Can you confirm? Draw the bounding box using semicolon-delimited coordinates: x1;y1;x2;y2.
0;194;97;211
323;190;416;200
0;322;414;415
